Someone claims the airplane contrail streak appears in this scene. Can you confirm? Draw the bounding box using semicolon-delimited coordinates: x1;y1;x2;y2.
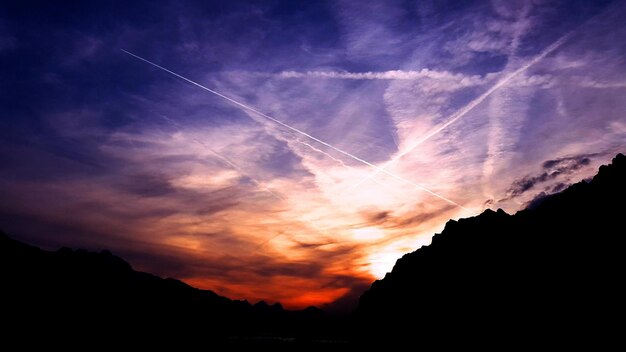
196;140;286;200
294;138;399;192
294;138;351;169
121;49;468;211
347;31;574;191
159;115;285;200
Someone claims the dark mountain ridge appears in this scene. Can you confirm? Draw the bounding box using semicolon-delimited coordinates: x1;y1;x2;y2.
2;153;624;346
0;231;330;346
354;153;625;345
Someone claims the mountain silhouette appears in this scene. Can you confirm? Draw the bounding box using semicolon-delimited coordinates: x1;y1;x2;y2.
2;154;624;346
0;231;336;347
354;153;625;346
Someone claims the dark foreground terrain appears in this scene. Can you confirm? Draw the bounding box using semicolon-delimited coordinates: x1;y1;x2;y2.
1;230;344;347
355;153;625;345
2;154;624;346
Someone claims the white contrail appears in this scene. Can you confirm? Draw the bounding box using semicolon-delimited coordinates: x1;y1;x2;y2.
121;49;469;211
195;140;286;200
159;114;284;200
294;138;400;192
347;31;574;191
272;69;483;82
294;138;351;169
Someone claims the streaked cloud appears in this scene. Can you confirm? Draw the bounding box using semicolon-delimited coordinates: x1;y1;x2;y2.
502;153;598;200
271;69;485;82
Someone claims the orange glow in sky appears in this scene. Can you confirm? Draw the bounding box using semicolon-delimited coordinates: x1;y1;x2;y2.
1;0;623;311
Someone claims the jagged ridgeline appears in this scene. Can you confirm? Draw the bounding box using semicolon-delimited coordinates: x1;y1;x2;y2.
0;235;328;346
2;154;624;346
354;154;625;344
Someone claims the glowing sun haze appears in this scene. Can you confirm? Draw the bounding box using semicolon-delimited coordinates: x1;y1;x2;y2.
1;0;625;309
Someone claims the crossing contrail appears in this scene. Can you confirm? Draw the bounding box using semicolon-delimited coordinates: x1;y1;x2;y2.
347;31;574;192
294;138;403;193
121;49;469;211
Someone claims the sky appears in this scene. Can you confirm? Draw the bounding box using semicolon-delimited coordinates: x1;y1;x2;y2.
1;0;625;310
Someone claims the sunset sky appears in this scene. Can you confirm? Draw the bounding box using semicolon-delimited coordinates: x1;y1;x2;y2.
1;0;625;309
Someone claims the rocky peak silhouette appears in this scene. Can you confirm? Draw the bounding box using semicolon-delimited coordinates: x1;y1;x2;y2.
0;230;338;346
354;153;625;345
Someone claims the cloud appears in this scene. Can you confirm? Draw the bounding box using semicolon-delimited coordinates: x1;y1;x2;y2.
387;205;457;229
117;173;177;197
503;154;597;199
361;210;391;225
271;69;485;82
578;77;626;89
333;0;413;63
358;204;456;231
541;154;597;170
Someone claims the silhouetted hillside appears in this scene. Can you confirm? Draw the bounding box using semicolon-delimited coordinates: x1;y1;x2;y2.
3;154;624;346
0;232;336;346
354;153;625;345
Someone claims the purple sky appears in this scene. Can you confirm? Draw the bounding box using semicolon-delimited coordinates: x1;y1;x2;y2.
1;0;625;309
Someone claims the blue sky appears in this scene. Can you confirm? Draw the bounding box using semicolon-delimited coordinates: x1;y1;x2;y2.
1;0;625;308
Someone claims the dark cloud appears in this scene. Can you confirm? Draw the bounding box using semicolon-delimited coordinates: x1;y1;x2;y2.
504;153;597;199
360;210;391;226
550;182;569;193
506;174;551;199
188;231;254;250
117;173;177;197
192;188;241;216
291;239;338;249
541;153;597;170
388;205;456;229
359;205;455;231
